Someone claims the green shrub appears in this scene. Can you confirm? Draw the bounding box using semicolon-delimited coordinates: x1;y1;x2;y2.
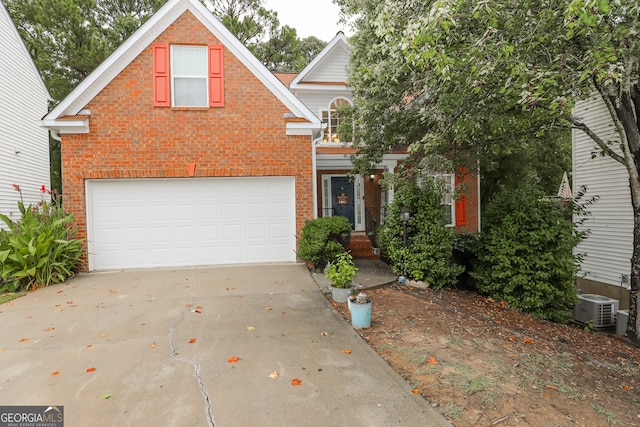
0;186;84;292
297;216;351;269
324;251;358;288
452;232;480;288
378;176;464;289
471;184;591;323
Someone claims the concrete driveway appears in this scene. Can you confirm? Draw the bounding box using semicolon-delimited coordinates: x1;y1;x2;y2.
0;264;450;426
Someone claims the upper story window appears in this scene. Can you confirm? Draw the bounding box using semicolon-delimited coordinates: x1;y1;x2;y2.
153;43;224;108
171;45;208;107
322;98;351;142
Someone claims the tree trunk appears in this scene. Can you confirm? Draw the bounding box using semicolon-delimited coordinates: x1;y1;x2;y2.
629;181;640;344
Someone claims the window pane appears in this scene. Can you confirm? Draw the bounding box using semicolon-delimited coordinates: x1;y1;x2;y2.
174;78;207;107
172;46;207;76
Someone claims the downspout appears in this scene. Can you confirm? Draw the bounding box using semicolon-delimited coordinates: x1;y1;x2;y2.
50;129;61;141
477;159;481;232
312;135;323;220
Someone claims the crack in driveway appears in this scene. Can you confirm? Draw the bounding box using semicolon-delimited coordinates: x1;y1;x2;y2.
169;295;215;427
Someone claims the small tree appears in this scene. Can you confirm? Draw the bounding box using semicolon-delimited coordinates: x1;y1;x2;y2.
472;183;592;323
378;176;463;289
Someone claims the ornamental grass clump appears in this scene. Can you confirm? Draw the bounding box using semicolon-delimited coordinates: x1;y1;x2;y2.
0;184;84;292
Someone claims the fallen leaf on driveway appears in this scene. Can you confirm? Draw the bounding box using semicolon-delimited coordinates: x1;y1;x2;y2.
412;389;419;394
344;349;352;354
188;338;196;344
18;338;29;342
43;327;55;332
246;326;254;331
149;343;157;349
51;371;60;376
227;356;239;363
268;371;279;379
291;378;302;386
265;307;273;311
86;367;96;373
428;357;438;365
98;393;112;399
321;331;328;336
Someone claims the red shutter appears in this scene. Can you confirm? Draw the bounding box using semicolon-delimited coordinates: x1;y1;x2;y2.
153;43;170;107
455;166;467;226
208;44;224;107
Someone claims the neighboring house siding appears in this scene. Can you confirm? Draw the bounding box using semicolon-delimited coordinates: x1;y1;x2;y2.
0;3;50;225
573;96;633;289
60;11;313;248
295;91;351;118
303;49;349;83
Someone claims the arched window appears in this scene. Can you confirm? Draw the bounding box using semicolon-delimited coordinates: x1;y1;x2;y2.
321;98;351;142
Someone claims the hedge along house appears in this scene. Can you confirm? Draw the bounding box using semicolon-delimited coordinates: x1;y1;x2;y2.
41;0;322;271
276;33;481;258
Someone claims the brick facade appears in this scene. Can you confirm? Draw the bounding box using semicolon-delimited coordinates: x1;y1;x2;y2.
61;11;314;269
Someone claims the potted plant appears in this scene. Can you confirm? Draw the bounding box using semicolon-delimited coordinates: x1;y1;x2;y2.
324;251;358;303
349;291;372;328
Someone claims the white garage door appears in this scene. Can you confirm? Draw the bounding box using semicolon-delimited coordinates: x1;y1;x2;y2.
86;177;296;270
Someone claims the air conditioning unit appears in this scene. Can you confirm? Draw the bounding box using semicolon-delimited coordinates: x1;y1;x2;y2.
573;294;619;328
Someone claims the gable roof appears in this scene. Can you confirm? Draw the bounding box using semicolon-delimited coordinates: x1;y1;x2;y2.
0;1;51;101
290;32;351;91
41;0;320;136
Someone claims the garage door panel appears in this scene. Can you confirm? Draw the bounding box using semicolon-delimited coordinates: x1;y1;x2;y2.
87;177;296;270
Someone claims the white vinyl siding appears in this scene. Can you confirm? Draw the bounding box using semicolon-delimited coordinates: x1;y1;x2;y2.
0;3;50;226
572;95;633;288
304;45;350;83
86;177;296;270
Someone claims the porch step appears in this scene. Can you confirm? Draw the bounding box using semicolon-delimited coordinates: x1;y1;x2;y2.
346;233;380;260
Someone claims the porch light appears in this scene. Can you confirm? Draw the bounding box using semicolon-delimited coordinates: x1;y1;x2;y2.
400;207;410;222
369;173;375;181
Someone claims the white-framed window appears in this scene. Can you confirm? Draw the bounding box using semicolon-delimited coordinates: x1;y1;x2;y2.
440;173;455;227
321;98;352;142
422;173;456;226
171;45;208;107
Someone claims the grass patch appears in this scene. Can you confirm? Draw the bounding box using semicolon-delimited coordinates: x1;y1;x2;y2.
0;292;25;305
440;403;462;421
592;404;618;424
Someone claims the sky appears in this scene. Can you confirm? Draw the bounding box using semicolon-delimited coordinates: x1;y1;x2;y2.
263;0;348;42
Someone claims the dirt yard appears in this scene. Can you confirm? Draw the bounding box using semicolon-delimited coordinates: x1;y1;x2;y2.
332;285;640;426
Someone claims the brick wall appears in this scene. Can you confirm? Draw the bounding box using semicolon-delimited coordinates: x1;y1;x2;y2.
61;11;313;269
456;168;480;233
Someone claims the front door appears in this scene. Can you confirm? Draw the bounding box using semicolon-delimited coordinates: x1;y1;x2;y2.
331;176;355;228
